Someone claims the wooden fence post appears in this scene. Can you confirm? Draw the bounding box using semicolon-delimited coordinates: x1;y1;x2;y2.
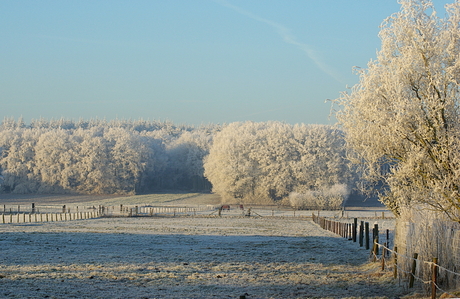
359;221;364;246
381;243;387;271
372;239;378;262
365;222;370;250
393;246;398;279
373;224;379;255
409;253;418;288
431;257;438;299
353;218;357;242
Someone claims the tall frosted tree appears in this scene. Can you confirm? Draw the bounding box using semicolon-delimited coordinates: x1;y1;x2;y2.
0;128;42;193
204;121;353;204
335;0;460;221
34;129;78;192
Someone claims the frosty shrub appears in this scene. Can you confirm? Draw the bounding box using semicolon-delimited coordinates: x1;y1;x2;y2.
288;184;349;210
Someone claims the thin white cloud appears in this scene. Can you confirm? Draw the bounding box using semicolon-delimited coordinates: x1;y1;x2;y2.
213;0;345;83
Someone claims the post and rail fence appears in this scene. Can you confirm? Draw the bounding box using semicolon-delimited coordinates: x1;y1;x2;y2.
0;202;219;224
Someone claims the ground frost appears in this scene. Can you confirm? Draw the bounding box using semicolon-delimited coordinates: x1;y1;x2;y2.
0;216;405;298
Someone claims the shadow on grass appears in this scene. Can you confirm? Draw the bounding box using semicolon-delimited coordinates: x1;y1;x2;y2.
0;232;407;298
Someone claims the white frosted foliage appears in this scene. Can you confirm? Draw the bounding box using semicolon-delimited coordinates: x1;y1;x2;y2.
204;121;354;204
335;0;460;220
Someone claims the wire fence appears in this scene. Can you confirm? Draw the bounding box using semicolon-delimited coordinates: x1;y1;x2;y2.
312;214;460;298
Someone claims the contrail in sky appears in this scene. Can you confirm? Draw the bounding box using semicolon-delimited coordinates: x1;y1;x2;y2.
213;0;345;84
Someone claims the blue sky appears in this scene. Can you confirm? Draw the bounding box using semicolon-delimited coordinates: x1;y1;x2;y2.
0;0;452;125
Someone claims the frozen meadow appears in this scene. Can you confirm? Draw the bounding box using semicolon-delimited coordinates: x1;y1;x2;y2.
0;194;408;299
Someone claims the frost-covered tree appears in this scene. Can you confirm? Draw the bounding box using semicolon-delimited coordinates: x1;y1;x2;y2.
34;129;78;193
204;121;353;204
0;118;214;194
335;0;460;220
0;128;42;193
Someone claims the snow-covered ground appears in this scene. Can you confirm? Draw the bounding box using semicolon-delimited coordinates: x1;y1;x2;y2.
0;214;409;299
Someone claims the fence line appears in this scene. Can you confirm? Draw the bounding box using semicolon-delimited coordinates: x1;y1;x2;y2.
372;242;460;298
1;211;99;224
103;204;217;217
312;214;460;298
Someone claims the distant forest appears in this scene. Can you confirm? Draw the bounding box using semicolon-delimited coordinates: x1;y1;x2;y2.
0;118;359;205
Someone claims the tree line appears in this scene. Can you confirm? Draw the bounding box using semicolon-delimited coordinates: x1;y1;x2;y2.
0;118;215;195
0;118;357;207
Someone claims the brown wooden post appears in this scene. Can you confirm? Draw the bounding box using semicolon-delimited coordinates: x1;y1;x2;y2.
431;257;438;299
373;224;379;255
386;229;390;253
409;253;418;288
372;238;378;262
365;222;370;250
359;221;364;246
353;218;358;242
381;242;387;271
393;246;398;279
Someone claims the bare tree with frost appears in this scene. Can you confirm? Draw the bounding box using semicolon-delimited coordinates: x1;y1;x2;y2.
335;0;460;221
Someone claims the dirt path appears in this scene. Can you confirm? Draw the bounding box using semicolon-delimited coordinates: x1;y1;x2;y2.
0;216;406;299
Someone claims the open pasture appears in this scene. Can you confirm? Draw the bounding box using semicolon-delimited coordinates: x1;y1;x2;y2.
0;193;406;299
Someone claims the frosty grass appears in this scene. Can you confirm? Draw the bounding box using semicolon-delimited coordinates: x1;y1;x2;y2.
0;194;406;299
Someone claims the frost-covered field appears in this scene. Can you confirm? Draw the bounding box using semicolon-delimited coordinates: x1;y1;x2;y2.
0;216;407;299
0;193;410;299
